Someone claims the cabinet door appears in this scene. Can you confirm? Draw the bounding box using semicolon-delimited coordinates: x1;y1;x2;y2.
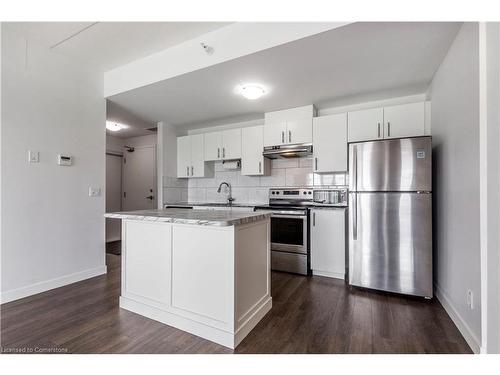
347;108;384;142
124;221;172;306
177;136;190;178
311;208;346;279
222;128;242;160
241;125;264;175
263;121;287;147
204;132;222;161
313;113;347;173
190;134;205;177
286;118;312;144
384;102;425;139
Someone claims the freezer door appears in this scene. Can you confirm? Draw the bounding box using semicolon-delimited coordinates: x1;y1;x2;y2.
349;137;432;192
348;192;432;297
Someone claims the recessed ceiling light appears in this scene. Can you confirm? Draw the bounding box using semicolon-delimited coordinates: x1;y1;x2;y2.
106;121;128;132
236;83;267;100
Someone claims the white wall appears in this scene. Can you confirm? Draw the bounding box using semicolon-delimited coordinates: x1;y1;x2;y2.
1;27;106;303
106;135;125;154
428;23;482;353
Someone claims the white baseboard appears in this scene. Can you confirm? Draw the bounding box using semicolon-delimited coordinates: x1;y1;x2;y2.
313;270;345;280
434;283;481;354
1;265;107;304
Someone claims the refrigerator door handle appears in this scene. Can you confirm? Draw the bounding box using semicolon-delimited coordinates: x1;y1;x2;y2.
353;145;358;191
353;194;357;240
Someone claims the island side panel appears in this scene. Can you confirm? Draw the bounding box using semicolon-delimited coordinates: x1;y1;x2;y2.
170;224;235;332
234;218;272;346
121;220;172;309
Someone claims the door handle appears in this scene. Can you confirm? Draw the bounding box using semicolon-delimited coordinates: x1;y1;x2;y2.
191;166;194;176
353;146;358;192
378;123;381;138
217;148;220;159
315;157;318;171
313;212;316;226
387;122;391;137
259;161;262;173
186;166;189;176
222;148;225;158
281;131;284;144
353;194;358;240
145;195;154;200
288;130;291;143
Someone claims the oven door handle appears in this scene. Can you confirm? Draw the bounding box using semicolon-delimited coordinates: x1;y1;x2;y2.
271;214;307;219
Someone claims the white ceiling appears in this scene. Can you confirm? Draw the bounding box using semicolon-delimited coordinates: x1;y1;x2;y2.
107;22;461;129
3;22;231;71
106;101;157;138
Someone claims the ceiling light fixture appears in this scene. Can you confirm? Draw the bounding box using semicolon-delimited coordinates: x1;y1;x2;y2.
106;121;128;132
237;83;267;100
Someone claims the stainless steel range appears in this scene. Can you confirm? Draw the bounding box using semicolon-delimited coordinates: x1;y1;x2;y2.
255;188;313;275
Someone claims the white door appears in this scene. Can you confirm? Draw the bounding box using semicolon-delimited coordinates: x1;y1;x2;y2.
241;125;265;175
190;134;205;177
286;118;312;144
384;102;425;139
347;107;384;142
204;131;222;161
263;121;287;146
105;153;122;242
313;113;347;173
311;208;346;279
177;136;190;178
222;128;242;160
123;146;157;211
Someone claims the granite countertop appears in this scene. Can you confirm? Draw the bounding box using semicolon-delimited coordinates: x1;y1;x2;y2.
104;208;271;227
164;202;263;208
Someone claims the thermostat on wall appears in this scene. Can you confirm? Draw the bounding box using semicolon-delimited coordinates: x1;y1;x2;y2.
57;154;72;166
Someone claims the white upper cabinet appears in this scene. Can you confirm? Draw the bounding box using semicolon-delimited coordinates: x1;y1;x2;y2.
241;125;269;176
286;118;313;144
221;128;242;160
204;132;223;161
203;129;242;161
383;102;425;139
313;113;347;173
347;107;384;142
263;121;287;147
264;105;315;147
177;136;191;178
177;134;212;178
310;208;346;280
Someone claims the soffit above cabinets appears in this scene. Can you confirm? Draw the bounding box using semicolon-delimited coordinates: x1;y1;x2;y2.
106;22;461;130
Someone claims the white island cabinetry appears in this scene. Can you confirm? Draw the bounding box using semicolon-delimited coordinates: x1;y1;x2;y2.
109;209;272;349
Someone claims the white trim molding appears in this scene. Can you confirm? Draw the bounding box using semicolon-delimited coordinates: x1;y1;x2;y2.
435;283;481;353
1;265;107;304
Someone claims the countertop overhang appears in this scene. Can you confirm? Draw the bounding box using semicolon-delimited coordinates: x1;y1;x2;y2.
105;208;271;227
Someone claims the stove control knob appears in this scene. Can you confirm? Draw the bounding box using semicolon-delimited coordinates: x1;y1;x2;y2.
308;191;312;194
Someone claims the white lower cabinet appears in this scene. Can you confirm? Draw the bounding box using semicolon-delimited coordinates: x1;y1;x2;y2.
310;208;346;280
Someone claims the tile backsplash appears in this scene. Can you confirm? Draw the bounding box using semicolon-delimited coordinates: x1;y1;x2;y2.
182;157;347;205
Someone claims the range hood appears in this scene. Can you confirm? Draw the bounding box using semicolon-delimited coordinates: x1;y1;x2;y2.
263;144;313;159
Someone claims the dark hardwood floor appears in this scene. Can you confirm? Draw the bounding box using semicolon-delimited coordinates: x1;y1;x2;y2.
0;254;472;354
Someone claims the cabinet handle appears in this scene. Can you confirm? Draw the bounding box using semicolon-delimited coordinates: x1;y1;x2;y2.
313;212;316;226
288;130;291;143
281;131;284;143
217;148;220;159
259;161;262;173
315;157;318;171
186;166;189;176
378;123;381;138
388;122;391;137
223;148;225;158
191;166;194;176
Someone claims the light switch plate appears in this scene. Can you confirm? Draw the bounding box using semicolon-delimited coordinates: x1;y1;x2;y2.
88;187;101;197
28;150;39;163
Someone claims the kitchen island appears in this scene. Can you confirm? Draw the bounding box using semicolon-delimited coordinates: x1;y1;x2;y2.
104;208;272;349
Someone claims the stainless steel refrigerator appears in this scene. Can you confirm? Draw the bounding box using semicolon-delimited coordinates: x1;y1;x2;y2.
348;136;433;298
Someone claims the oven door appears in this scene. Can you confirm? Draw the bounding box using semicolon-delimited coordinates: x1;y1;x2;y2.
270;213;307;254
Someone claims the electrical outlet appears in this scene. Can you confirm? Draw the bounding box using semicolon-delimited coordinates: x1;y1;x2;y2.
466;289;474;309
28;150;39;163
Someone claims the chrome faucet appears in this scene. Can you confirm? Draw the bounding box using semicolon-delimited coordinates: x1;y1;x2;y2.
217;182;235;205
